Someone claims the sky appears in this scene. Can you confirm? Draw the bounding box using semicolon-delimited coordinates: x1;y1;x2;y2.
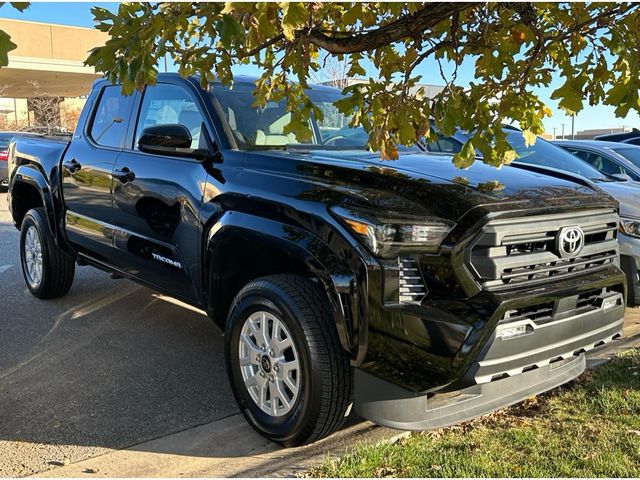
1;1;638;136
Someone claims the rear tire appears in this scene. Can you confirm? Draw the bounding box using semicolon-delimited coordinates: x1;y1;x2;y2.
20;208;75;299
225;274;352;447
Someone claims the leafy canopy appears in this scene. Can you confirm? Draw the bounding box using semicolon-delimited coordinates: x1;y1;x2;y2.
86;2;640;165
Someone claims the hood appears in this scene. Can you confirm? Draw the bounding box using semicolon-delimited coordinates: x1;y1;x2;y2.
243;149;617;228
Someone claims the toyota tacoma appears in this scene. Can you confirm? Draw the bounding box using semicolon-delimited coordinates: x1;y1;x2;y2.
7;74;626;446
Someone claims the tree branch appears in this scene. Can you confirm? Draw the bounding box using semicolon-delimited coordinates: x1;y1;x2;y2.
306;2;475;54
242;34;285;58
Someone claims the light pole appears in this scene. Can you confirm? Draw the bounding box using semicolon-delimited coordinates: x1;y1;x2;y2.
571;114;575;140
561;123;566;140
552;127;557;141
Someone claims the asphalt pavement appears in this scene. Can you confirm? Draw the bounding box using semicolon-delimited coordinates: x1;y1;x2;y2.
0;194;238;477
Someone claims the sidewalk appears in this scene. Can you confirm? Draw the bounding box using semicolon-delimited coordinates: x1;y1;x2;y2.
34;310;640;478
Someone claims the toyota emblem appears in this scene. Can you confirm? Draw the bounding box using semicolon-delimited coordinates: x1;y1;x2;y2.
556;226;585;258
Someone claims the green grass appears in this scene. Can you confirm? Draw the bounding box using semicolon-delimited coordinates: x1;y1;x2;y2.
310;349;640;478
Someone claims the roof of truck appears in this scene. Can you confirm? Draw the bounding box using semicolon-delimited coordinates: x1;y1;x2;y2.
92;73;340;94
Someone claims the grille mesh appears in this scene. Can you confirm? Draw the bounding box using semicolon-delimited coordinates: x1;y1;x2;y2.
469;210;618;290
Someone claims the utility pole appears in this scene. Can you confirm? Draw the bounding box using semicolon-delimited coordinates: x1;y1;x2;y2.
571;115;575;140
561;123;566;140
552;127;557;141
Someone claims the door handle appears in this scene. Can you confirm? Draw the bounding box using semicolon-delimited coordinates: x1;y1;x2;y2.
113;167;136;184
62;159;81;174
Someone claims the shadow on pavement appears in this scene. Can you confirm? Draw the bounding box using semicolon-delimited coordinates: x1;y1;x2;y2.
0;202;365;477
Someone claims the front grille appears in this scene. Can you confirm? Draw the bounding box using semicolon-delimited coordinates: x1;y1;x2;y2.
469;210;618;290
576;288;607;313
501;301;554;324
500;287;618;326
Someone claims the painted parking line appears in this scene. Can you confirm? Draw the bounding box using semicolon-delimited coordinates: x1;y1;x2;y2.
0;264;13;274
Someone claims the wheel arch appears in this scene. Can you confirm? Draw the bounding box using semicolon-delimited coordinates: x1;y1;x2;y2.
204;211;361;360
9;166;55;235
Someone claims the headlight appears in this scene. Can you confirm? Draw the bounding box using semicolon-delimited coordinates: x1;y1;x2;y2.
332;206;455;258
619;218;640;238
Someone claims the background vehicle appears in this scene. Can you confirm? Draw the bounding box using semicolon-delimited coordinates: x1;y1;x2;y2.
553;140;640;182
430;128;640;305
0;131;41;189
594;127;640;145
0;131;13;188
7;75;626;445
552;140;640;305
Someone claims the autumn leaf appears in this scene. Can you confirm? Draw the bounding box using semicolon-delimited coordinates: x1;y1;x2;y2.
81;2;640;167
522;129;537;147
280;2;307;41
454;139;476;169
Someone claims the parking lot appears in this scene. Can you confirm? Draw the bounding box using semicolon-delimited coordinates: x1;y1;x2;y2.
0;194;238;476
2;192;640;478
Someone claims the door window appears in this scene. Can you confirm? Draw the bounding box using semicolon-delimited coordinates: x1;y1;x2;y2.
426;135;463;154
89;86;133;148
569;149;627;176
135;84;206;150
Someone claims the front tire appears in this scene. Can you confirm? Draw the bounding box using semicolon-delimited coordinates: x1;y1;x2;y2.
225;274;352;447
20;208;75;298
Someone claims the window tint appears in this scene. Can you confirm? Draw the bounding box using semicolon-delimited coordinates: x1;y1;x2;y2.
89;86;132;148
437;137;463;153
613;147;640;169
503;133;609;181
135;84;205;150
570;149;626;176
425;135;463;154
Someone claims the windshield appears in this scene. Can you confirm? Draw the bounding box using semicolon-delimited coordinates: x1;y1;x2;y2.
612;147;640;169
508;131;610;181
211;82;371;150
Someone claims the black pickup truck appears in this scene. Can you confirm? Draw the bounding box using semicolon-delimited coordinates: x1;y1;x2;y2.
7;74;626;446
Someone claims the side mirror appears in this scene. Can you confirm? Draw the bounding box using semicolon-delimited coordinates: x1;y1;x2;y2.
138;124;210;160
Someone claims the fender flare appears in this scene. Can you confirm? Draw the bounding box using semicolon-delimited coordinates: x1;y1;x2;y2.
9;164;57;237
204;211;368;363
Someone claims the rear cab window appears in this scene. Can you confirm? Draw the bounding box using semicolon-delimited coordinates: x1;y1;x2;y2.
88;85;134;149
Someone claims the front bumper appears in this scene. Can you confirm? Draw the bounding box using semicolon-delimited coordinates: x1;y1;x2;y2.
355;353;586;431
460;290;624;385
619;232;640;305
361;264;626;392
354;288;624;430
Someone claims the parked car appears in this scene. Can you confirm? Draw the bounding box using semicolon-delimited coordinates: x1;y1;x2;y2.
0;131;13;188
594;127;640;145
0;131;41;188
553;139;640;182
428;128;640;305
552;140;640;305
7;74;626;446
